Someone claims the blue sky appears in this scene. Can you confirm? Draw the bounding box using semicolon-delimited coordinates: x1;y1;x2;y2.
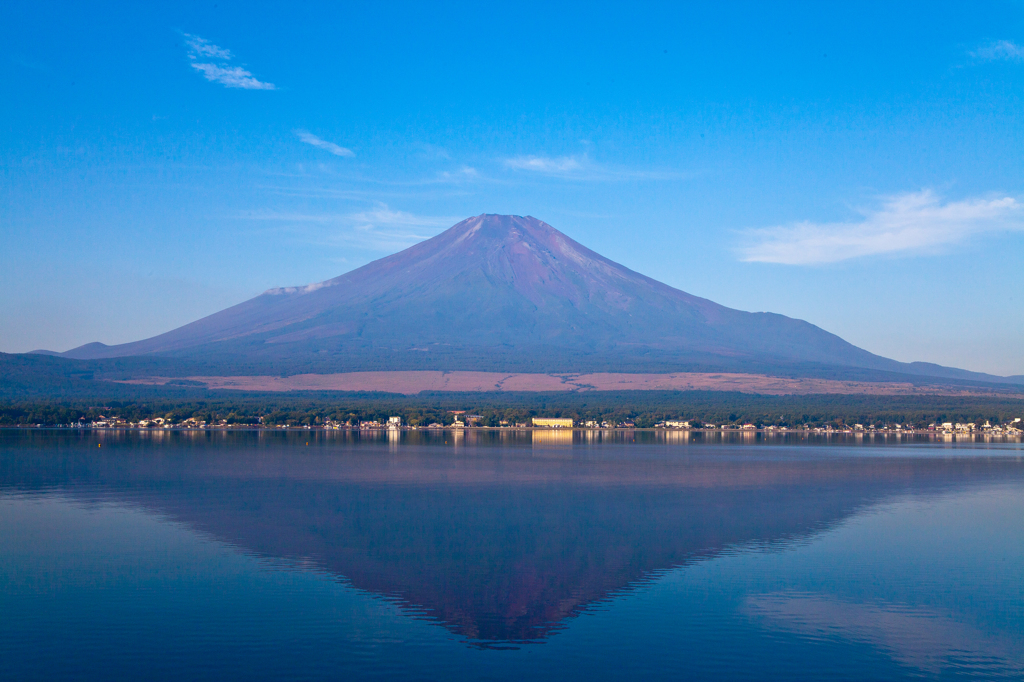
2;1;1023;374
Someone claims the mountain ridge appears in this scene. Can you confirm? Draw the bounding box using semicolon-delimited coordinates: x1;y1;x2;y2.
46;214;1020;385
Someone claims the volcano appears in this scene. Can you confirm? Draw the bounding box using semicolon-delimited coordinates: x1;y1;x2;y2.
53;214;1007;381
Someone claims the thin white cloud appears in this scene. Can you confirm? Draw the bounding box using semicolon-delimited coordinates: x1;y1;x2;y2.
503;154;691;182
184;34;232;60
11;55;50;72
348;206;456;230
190;63;276;90
504;155;583;173
971;40;1024;61
739;190;1024;265
242;205;459;251
415;142;452;160
338;206;457;249
183;33;275;90
295;130;355;157
435;166;478;181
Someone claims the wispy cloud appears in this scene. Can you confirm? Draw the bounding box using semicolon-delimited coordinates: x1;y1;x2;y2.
739;190;1024;265
346;206;457;241
415;142;452;160
10;54;50;72
435;166;478;181
242;205;459;251
505;155;583;174
184;34;232;60
295;130;354;157
503;154;688;182
184;33;275;90
190;63;276;90
971;40;1024;61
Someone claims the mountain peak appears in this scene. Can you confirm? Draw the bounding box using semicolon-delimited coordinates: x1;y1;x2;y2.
428;213;579;258
453;213;547;234
59;214;914;378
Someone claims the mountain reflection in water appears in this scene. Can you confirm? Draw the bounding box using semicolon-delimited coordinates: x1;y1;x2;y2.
1;429;1021;648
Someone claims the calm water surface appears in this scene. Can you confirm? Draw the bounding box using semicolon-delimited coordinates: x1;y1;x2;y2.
1;429;1022;680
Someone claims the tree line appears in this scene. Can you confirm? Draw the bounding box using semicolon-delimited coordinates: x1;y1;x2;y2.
2;391;1022;428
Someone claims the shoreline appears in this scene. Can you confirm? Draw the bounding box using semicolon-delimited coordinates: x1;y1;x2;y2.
4;425;1021;438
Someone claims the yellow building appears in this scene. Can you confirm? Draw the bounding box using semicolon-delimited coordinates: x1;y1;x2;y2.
532;417;574;428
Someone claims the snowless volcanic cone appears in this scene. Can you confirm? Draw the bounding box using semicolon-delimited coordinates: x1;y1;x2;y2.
58;214;941;377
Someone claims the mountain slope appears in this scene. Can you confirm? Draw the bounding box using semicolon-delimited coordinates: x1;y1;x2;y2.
54;214;1014;382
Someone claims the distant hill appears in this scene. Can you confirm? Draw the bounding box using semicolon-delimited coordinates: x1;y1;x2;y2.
37;214;1021;385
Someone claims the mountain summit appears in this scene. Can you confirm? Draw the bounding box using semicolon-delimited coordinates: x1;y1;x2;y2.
55;215;985;379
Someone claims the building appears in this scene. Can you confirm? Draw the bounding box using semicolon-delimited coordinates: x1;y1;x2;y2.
532;417;573;428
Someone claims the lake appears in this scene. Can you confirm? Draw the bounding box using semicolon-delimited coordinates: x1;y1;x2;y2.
1;429;1022;680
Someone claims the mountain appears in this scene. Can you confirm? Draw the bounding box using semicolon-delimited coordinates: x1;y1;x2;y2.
52;214;1018;383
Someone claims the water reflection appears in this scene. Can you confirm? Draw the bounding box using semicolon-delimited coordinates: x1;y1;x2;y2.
35;426;1022;448
1;430;1022;650
746;592;1024;677
531;429;574;446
